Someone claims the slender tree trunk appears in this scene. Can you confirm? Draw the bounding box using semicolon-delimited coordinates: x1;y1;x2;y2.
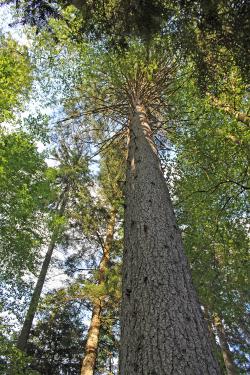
120;103;221;374
203;307;222;364
81;302;102;375
214;316;239;375
16;191;68;353
81;209;116;375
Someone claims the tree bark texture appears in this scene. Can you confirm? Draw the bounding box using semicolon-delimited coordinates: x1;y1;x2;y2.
16;192;68;353
81;209;116;375
120;103;221;375
214;316;239;375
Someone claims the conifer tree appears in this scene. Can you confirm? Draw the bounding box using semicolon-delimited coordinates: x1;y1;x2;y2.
16;133;90;353
61;42;222;374
30;29;223;371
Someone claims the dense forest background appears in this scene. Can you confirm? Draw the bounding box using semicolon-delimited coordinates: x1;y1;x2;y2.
0;1;249;374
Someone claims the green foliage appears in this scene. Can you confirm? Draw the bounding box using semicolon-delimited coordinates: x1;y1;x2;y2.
77;38;176;110
99;144;125;213
48;212;67;234
0;130;51;280
172;0;250;88
7;0;249;90
95;309;119;375
72;262;121;304
0;35;32;122
103;263;122;304
0;334;39;375
81;280;106;301
22;113;50;143
26;299;86;375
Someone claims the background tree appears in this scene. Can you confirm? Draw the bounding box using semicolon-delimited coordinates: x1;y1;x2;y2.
80;143;124;375
16;126;91;353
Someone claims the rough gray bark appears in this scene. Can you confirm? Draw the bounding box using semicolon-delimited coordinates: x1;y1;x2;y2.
16;191;68;353
214;316;239;375
120;103;221;375
81;209;116;375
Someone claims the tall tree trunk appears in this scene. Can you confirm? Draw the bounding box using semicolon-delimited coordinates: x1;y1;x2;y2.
120;103;221;374
214;315;239;375
81;209;116;375
16;191;68;353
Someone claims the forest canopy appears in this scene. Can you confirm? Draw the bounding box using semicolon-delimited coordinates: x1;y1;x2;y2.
0;1;249;374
